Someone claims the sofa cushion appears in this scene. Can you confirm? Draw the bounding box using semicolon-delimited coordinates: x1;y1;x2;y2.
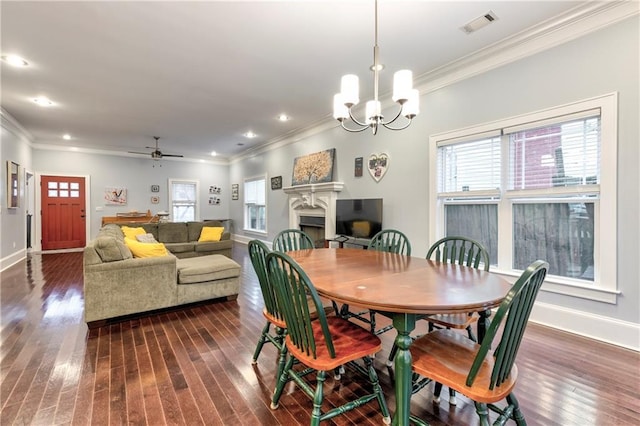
186;221;222;241
94;236;133;262
176;255;241;284
195;239;233;253
199;226;225;242
124;237;169;258
158;222;188;243
164;242;195;253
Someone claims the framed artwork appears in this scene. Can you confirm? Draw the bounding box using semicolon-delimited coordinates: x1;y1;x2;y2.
368;152;389;182
7;161;19;208
209;185;221;194
150;196;159;204
231;184;239;200
208;196;220;205
104;187;127;205
150;184;160;192
292;148;335;186
354;157;363;177
271;176;283;190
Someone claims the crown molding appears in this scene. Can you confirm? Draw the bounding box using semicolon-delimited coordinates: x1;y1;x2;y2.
1;107;35;143
232;1;638;163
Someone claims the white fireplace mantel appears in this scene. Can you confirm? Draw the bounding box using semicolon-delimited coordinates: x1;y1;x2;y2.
283;182;344;240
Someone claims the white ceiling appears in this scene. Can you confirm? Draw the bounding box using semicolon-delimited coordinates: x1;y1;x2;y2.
1;1;597;161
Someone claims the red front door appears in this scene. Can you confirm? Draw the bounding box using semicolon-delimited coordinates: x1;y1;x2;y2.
41;176;86;250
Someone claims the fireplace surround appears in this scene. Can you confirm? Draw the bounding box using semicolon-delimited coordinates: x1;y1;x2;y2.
283;182;344;243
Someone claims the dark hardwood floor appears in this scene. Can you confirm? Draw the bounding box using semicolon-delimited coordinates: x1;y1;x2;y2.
1;244;639;425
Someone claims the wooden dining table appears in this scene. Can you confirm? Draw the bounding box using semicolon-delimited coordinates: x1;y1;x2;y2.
287;247;513;426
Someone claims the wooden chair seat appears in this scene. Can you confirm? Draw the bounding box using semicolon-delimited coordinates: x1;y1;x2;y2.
262;308;287;330
286;317;382;371
427;312;478;329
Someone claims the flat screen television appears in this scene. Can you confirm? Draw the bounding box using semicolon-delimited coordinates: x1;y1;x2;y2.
335;198;383;239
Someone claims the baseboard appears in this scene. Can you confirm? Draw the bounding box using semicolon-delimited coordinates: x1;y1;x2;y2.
530;302;639;352
1;249;26;272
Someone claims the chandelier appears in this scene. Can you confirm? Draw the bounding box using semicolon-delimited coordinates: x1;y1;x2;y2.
333;0;419;135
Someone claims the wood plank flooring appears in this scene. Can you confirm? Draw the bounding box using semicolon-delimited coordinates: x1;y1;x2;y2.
1;244;639;425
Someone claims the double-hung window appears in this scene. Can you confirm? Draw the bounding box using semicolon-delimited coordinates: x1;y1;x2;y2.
429;93;617;302
169;179;199;222
244;176;266;233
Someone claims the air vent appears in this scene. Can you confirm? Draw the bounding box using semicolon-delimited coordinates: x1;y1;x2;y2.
460;11;499;34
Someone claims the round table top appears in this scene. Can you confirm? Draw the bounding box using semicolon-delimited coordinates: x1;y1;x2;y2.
287;248;512;315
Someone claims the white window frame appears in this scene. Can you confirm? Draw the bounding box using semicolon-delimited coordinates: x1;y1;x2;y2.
243;175;267;234
429;93;618;303
168;178;200;222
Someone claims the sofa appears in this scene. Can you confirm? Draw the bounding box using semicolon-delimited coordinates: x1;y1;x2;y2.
114;220;233;258
83;222;240;324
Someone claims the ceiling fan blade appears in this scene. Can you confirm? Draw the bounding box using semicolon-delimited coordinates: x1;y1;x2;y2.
161;154;184;158
128;151;150;155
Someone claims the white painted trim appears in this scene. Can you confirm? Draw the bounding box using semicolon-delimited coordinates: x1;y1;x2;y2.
530;302;640;352
0;248;26;272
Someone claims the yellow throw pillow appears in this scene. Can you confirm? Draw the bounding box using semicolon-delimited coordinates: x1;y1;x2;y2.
124;237;168;258
199;226;224;242
121;226;147;239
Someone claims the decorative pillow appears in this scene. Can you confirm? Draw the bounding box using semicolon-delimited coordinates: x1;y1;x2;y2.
198;226;225;242
136;233;158;243
124;237;168;258
121;226;147;239
94;237;133;262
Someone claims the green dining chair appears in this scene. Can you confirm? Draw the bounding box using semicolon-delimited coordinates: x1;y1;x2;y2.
249;240;288;381
272;229;315;252
341;229;412;335
266;251;391;426
409;260;548;426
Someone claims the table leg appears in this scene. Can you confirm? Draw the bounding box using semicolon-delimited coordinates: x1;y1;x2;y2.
392;313;416;426
478;309;491;343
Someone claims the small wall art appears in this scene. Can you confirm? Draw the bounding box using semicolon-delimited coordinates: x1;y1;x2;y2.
150;184;160;192
231;184;239;200
292;148;335;186
354;157;363;177
209;196;220;205
271;176;283;190
368;153;389;182
105;187;127;205
209;185;221;194
150;196;159;204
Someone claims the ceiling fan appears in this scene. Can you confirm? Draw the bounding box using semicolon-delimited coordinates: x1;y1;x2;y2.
128;136;184;160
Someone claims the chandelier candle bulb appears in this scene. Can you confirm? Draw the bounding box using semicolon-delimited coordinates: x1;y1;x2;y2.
340;74;360;106
402;89;420;118
366;100;382;124
333;94;349;120
392;70;413;103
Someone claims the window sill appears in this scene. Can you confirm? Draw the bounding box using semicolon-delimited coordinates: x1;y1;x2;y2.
243;228;267;236
491;268;619;304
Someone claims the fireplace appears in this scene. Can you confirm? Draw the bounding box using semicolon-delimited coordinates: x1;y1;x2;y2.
283;182;344;246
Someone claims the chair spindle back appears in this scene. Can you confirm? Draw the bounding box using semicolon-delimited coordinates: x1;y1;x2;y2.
427;236;490;271
368;229;412;256
249;240;284;323
273;229;315;252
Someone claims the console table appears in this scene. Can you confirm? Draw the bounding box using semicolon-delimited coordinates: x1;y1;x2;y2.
101;210;157;226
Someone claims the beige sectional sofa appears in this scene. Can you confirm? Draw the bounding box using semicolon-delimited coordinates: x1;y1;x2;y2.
83;222;240;324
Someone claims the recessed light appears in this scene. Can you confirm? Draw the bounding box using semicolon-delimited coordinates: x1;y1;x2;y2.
210;151;217;157
33;97;53;107
1;55;29;67
243;131;257;139
63;134;71;140
277;114;291;122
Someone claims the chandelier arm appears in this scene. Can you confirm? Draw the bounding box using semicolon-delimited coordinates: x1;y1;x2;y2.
348;108;370;128
381;105;403;126
341;120;370;133
381;117;413;131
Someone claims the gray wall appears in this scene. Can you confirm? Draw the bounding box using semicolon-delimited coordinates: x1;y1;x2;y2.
0;117;32;263
230;17;639;328
32;150;230;240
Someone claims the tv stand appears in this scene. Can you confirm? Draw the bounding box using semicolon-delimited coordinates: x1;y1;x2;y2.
330;235;370;249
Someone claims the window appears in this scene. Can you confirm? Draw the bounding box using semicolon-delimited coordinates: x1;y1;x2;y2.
429;93;617;303
169;179;199;222
244;176;266;233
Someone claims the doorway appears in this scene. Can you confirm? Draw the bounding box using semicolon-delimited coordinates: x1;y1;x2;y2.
40;175;87;250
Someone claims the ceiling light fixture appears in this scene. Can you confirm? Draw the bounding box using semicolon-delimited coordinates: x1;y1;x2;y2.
33;97;54;107
1;55;29;67
277;114;290;122
243;131;257;139
63;134;71;140
333;0;419;135
210;151;217;157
